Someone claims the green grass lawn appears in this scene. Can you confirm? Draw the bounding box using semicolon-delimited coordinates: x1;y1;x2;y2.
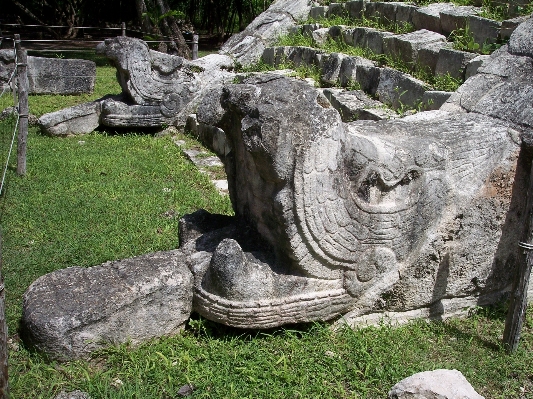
1;60;533;399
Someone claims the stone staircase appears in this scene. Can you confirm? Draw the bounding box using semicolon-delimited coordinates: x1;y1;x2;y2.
256;0;530;121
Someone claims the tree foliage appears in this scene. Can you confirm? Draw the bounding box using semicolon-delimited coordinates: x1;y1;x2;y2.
5;0;273;57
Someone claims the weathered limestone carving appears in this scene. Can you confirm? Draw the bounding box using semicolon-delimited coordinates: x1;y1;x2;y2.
188;73;522;328
21;2;533;360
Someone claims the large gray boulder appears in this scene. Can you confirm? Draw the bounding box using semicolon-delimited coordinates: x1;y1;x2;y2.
389;369;485;399
22;251;193;361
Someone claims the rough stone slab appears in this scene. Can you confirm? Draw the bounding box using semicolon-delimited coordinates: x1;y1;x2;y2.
394;2;418;24
367;2;397;24
0;49;16;91
301;23;320;37
338;55;376;87
328;3;346;17
356;64;382;96
27;56;96;95
417;41;452;74
22;250;193;361
389;369;485;399
376;68;429;109
412;3;456;33
322;88;390;121
508;16;533;58
422;90;452;110
345;0;366;19
38;100;102;136
435;47;477;79
465;54;490;79
501;15;530;40
328;25;347;41
312;28;330;46
221;0;311;65
354;27;394;54
309;6;328;20
321;52;349;86
384;29;446;65
439;6;480;36
468;15;502;46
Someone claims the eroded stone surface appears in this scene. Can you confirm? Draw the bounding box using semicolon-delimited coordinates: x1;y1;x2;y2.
220;0;311;65
191;73;522;328
22;251;193;360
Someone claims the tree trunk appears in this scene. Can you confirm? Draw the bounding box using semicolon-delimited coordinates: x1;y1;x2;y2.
155;0;191;58
11;0;60;38
135;0;153;33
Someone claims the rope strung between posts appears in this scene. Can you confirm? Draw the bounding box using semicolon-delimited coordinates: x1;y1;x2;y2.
0;43;20;196
518;242;533;250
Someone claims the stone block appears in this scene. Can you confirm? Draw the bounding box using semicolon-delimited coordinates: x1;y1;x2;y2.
421;90;452;110
286;46;324;67
374;2;398;24
384;29;446;65
376;67;429;109
328;2;347;17
321;52;349;86
363;1;380;19
322;88;390;121
22;250;193;361
301;23;320;37
351;27;388;52
328;25;347;41
395;2;418;24
501;15;529;40
342;28;357;46
439;6;480;36
468;15;502;46
338;55;377;87
310;6;328;20
312;28;330;46
261;46;288;66
364;28;394;54
509;17;533;58
435;47;477;79
38;100;102;136
356;64;382;96
27;56;96;94
0;49;16;91
413;3;456;33
465;54;490;79
417;41;452;74
345;0;366;19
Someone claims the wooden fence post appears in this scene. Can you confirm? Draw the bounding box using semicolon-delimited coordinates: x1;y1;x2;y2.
0;230;8;398
192;34;199;60
14;34;28;177
503;159;533;352
121;22;126;37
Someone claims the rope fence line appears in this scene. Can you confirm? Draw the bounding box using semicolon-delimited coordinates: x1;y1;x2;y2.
0;43;20;196
0;22;198;43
